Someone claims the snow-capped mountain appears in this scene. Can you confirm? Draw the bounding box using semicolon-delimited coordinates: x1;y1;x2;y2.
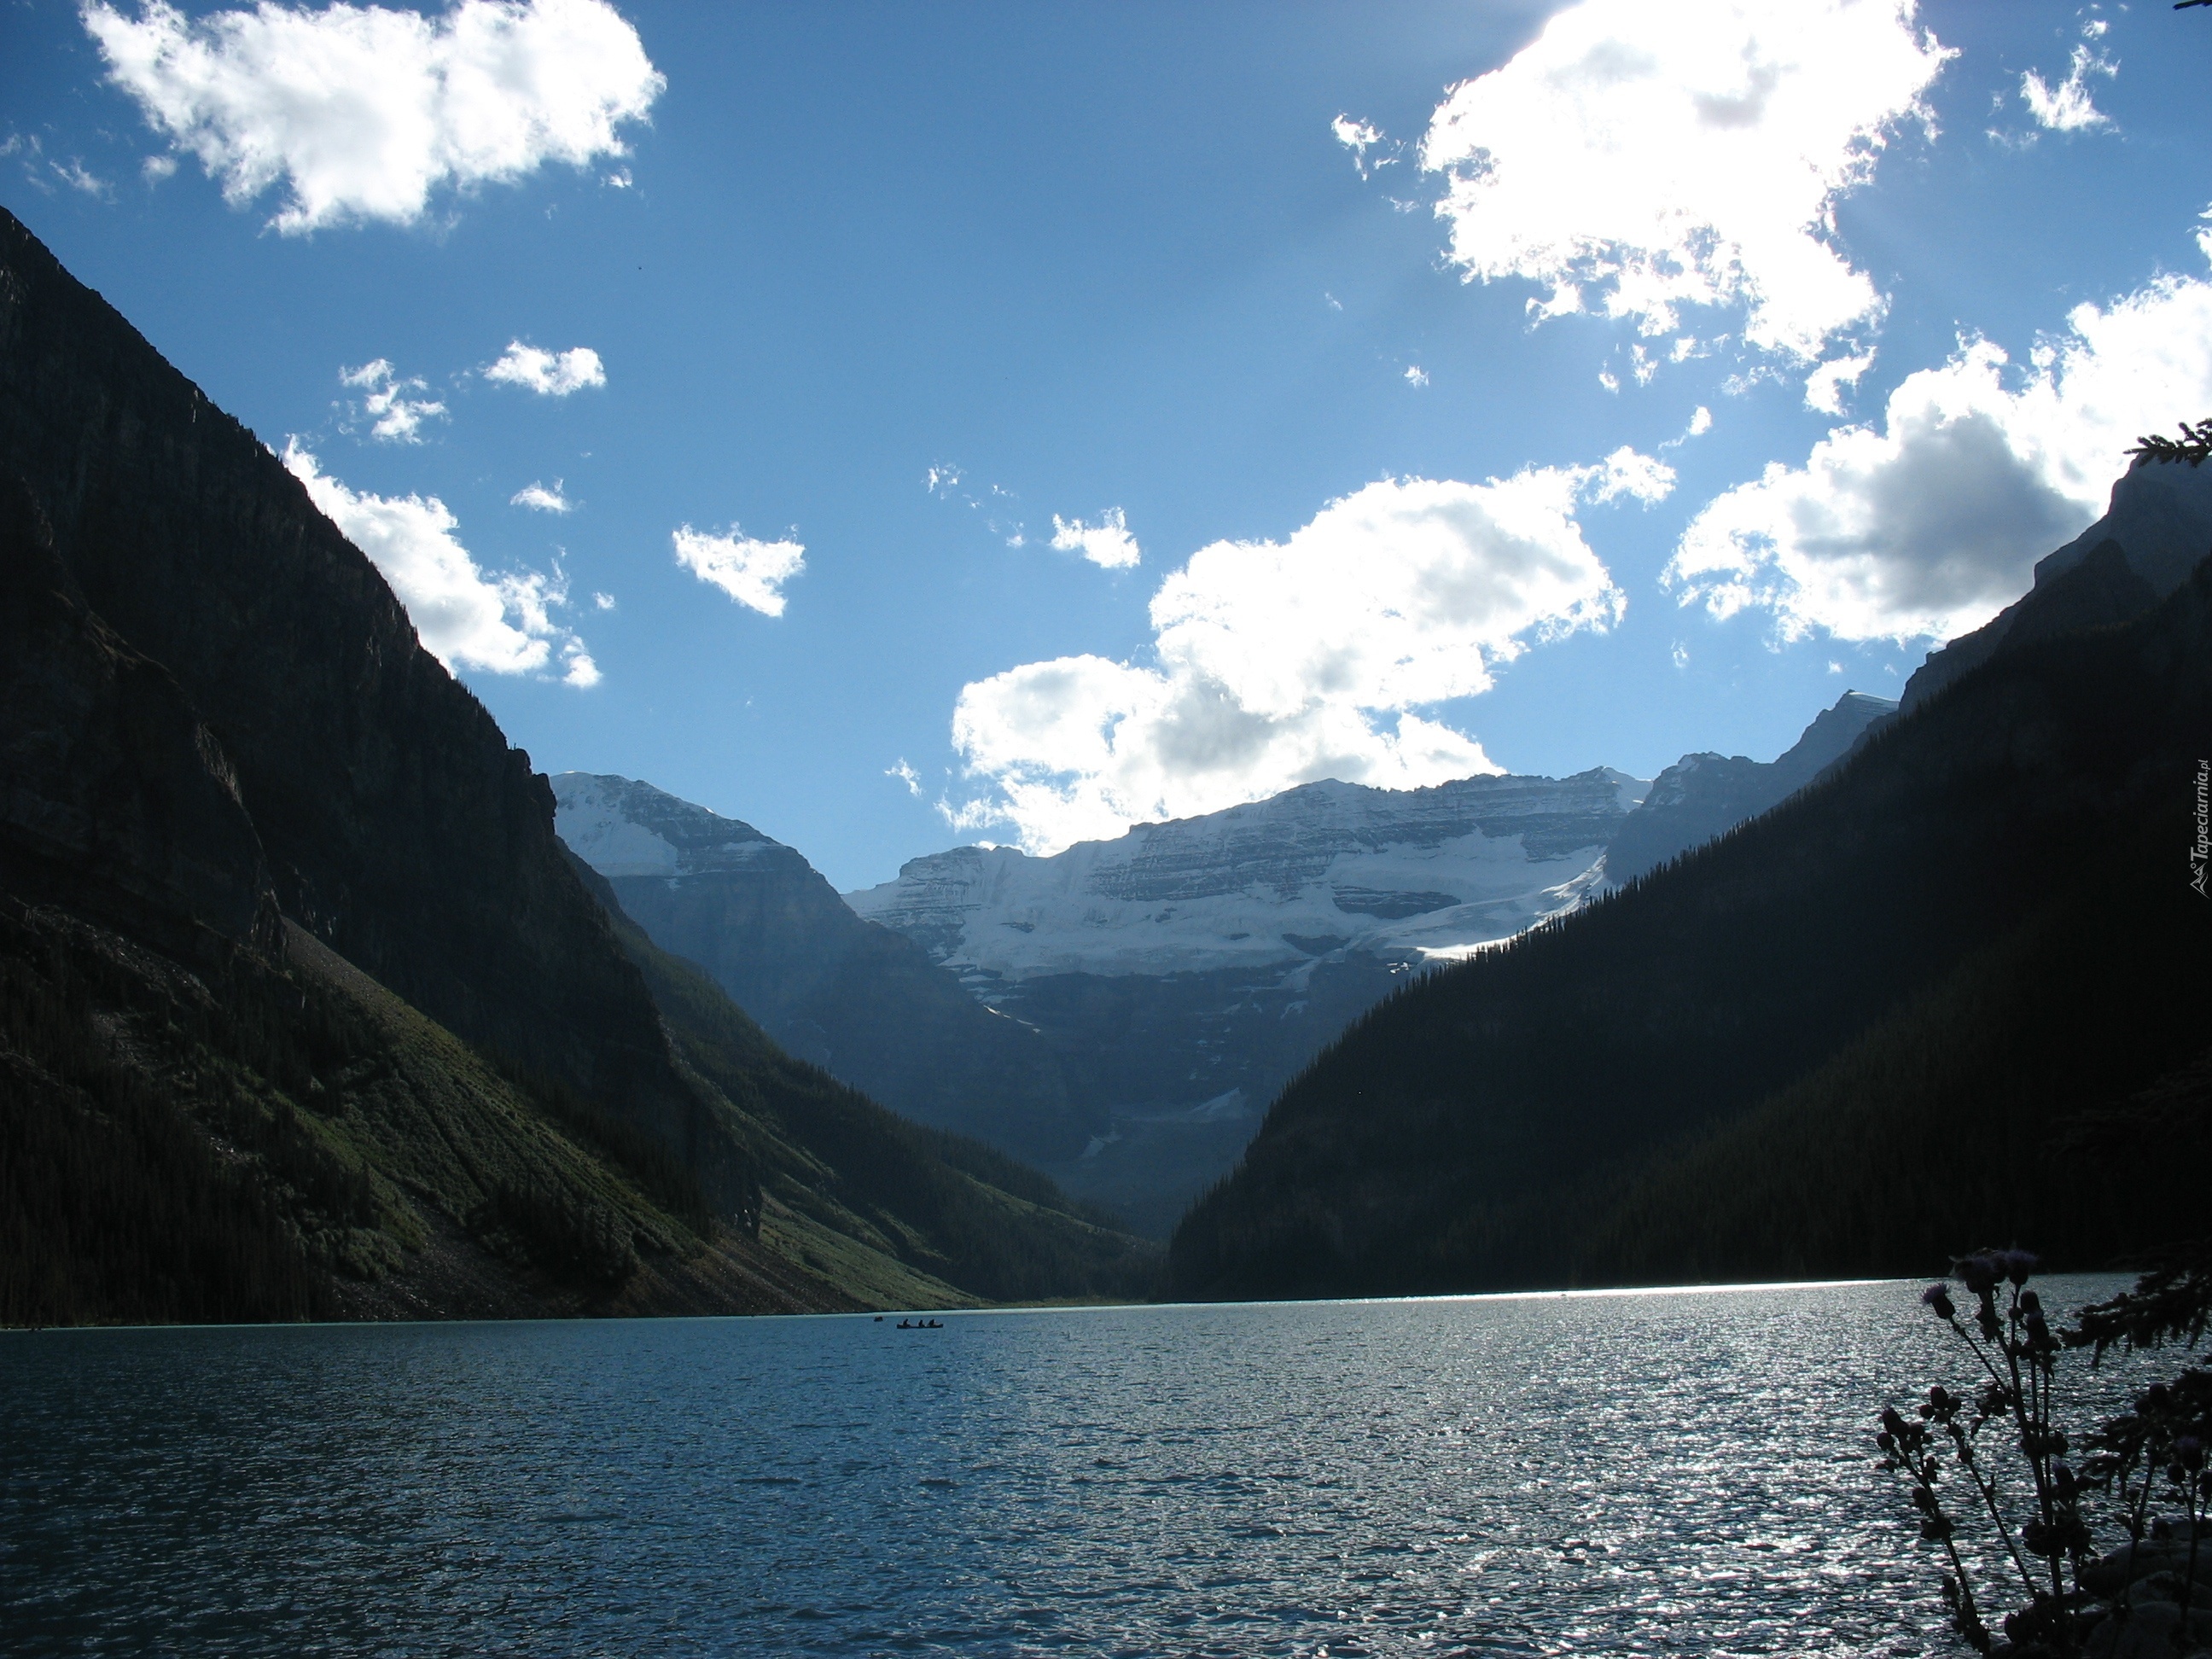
552;693;1878;1237
845;766;1650;993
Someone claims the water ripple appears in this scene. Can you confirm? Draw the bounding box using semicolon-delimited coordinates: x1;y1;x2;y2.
0;1279;2139;1656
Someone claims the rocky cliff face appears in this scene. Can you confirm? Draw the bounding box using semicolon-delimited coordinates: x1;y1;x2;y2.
1;477;276;958
553;774;1086;1164
0;207;750;1221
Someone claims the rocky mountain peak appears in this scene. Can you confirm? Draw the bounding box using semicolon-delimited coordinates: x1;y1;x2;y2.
552;772;789;882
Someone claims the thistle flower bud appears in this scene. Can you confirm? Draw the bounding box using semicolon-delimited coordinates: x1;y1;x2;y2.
1954;1254;2001;1295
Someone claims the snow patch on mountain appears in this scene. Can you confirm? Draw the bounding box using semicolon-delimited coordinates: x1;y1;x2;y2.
553;772;785;879
845;768;1644;987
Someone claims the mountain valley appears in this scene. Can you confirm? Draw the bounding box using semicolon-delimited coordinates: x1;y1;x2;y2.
0;208;1152;1325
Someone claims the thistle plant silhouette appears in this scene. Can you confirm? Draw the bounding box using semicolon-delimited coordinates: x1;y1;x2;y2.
1879;1249;2212;1657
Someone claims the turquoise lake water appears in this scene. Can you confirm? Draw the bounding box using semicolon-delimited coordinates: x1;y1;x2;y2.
1;1279;2132;1656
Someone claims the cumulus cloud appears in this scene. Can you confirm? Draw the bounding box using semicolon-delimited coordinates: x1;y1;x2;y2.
1587;445;1676;504
1668;246;2212;642
283;442;597;684
1804;349;1877;416
2021;43;2116;133
886;759;923;798
946;469;1637;853
1404;365;1430;388
340;358;445;443
84;0;663;235
1416;0;1952;363
1049;508;1141;570
671;524;805;617
510;479;570;512
484;341;604;395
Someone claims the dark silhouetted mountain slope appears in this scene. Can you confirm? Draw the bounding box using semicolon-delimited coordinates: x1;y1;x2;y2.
0;207;1151;1324
1901;456;2212;711
1604;690;1895;883
554;774;1088;1167
562;853;1155;1305
1167;545;2212;1300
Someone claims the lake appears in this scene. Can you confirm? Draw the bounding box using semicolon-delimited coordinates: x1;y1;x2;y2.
0;1278;2133;1656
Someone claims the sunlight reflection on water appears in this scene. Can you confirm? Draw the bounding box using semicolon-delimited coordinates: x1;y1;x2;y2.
0;1278;2138;1656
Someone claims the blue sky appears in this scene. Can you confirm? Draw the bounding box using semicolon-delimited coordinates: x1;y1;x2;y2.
5;0;2210;887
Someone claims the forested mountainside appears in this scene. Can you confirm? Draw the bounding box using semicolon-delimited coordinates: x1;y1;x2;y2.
0;207;1150;1324
1168;543;2212;1300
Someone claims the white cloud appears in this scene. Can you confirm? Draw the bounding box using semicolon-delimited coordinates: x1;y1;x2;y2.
946;470;1631;853
340;358;445;443
1331;113;1388;178
484;341;604;395
887;759;923;798
56;158;111;196
84;0;663;235
2022;44;2116;133
1661;405;1716;451
1668;246;2212;642
283;442;597;684
510;478;570;512
1587;445;1675;504
591;590;615;610
1049;507;1141;570
1404;365;1430;388
1417;0;1952;363
1804;350;1877;415
672;524;805;616
143;152;177;181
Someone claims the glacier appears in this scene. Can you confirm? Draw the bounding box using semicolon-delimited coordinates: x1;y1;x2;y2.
844;767;1649;991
